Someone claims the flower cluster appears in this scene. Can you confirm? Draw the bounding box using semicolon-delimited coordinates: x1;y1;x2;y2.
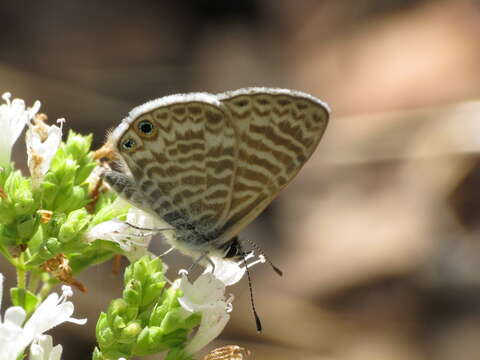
0;273;86;360
94;256;201;360
95;253;263;360
0;92;133;359
0;92;135;295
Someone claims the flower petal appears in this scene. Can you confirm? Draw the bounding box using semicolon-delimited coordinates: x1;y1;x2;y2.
29;335;63;360
0;93;40;166
4;306;27;327
85;207;156;256
26;116;63;185
179;273;226;313
24;290;86;337
49;345;63;360
184;306;230;355
203;257;246;286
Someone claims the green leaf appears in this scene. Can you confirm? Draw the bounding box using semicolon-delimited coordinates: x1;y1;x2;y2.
10;287;40;315
165;348;194;360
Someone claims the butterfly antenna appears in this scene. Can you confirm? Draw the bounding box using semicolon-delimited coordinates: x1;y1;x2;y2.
240;247;262;332
244;238;283;277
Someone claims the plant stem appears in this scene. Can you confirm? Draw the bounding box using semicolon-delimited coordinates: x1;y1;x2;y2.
27;271;40;293
0;244;16;267
38;281;54;300
16;253;26;289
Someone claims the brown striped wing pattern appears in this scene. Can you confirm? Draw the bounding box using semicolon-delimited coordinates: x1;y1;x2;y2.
110;88;329;255
215;88;329;244
111;93;237;235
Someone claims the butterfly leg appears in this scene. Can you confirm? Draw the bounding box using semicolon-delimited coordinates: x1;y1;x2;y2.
187;251;210;273
125;222;174;232
158;247;174;257
206;256;216;273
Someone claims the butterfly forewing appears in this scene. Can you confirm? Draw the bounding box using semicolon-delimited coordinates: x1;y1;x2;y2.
216;88;329;243
114;94;237;234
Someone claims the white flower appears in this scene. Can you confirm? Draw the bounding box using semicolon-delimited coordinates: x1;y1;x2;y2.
203;252;266;286
0;92;40;166
26;116;64;187
0;274;86;360
172;252;266;354
0;273;28;360
29;335;62;360
23;285;87;337
85;205;157;261
175;271;234;355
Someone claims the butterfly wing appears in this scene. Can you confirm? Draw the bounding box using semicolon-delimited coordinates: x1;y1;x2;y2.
109;88;329;256
215;88;329;243
110;93;237;235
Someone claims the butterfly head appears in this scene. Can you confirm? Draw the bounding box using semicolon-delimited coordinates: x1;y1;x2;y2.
107;111;160;158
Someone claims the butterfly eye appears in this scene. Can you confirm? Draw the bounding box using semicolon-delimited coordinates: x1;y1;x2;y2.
138;120;154;135
122;138;136;151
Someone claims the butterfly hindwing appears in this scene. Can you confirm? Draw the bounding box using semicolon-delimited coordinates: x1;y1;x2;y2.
216;88;329;243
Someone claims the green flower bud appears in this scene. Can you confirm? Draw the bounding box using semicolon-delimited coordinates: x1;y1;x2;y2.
123;256;167;309
159;309;187;334
110;298;128;316
161;328;190;349
0;204;15;224
121;321;142;340
44;237;61;254
135;326;169;355
58;208;91;243
123;280;142;307
125;256;164;288
0;164;12;187
52;158;78;186
92;347;104;360
16;214;40;241
76;160;96;185
53;184;89;213
26;223;44;253
13;191;35;217
40;157;81;212
96;313;116;347
22;236;61;266
142;280;166;308
95;257;195;359
112;315;127;330
124;258;146;284
64;131;92;161
149;287;183;327
0;170;36;220
38;180;57;210
62;131;96;184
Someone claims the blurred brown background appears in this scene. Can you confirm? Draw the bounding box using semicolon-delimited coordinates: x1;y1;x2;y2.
3;0;480;359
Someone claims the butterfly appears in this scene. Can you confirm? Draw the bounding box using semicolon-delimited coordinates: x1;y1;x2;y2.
103;87;329;265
